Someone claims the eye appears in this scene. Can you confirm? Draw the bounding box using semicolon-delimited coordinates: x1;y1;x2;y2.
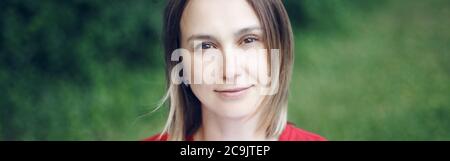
243;37;257;44
198;42;216;50
241;36;259;45
202;43;212;49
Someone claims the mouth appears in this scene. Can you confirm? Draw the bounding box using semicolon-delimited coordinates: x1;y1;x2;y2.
214;85;254;99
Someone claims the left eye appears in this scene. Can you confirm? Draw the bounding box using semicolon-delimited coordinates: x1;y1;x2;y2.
243;37;257;44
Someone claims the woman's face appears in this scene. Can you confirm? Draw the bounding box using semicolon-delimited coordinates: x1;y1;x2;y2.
180;0;269;119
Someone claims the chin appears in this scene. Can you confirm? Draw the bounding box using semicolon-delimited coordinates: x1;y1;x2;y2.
207;98;261;119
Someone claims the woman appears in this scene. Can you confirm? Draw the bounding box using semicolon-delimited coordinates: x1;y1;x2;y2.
146;0;325;141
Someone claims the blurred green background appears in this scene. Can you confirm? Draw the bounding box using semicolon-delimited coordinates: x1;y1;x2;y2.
1;0;449;140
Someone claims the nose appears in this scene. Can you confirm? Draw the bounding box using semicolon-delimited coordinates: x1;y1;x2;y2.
222;46;244;84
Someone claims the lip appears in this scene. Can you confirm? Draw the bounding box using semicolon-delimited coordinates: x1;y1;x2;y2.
214;85;254;99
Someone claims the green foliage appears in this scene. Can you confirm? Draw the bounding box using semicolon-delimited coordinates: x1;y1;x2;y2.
287;0;450;140
1;0;167;140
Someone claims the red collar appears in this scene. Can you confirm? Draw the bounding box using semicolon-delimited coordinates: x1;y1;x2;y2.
144;123;326;141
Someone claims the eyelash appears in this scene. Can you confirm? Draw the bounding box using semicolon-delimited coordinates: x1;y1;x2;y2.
241;36;259;45
200;42;216;49
195;35;260;50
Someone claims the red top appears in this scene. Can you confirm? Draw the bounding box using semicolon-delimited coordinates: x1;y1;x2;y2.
144;123;326;141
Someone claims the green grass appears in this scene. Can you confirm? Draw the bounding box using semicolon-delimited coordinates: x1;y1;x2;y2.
288;0;450;140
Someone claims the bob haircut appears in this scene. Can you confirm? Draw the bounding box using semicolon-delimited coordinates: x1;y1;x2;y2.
159;0;294;141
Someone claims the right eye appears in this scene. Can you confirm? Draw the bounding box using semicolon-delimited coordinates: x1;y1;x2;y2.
202;43;213;49
196;42;216;50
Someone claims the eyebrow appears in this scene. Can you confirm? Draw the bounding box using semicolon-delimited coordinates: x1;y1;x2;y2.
186;26;262;43
187;35;217;43
234;26;262;37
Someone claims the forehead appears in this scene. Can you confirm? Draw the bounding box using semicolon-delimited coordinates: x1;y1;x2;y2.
180;0;261;38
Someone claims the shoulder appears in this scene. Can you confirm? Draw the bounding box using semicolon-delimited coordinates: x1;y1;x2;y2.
143;133;169;141
278;123;327;141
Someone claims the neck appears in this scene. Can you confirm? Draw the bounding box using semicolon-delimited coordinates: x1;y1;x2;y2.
193;106;276;141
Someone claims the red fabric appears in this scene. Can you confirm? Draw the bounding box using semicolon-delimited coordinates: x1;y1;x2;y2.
144;123;326;141
277;123;326;141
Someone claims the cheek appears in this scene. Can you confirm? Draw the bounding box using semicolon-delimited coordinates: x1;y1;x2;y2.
179;52;201;84
242;49;270;84
190;84;214;103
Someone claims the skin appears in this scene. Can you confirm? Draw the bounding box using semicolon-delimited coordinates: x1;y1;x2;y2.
179;0;275;141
